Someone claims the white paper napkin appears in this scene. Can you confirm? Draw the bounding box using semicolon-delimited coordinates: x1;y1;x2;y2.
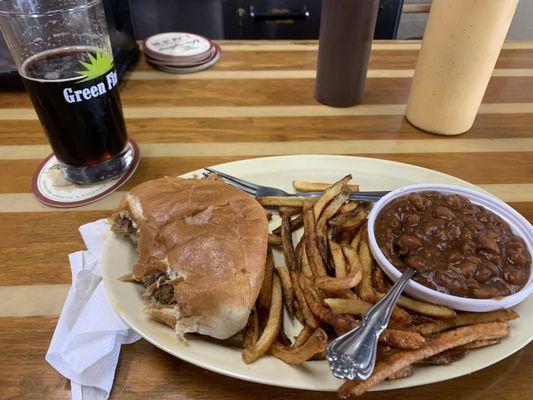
46;219;141;400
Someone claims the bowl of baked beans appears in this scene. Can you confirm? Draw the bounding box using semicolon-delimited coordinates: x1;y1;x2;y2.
368;184;533;312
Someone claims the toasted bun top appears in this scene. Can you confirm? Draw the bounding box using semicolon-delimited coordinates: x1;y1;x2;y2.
116;177;268;339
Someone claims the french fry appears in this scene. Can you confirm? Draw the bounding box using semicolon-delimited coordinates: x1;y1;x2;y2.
293;180;359;193
313;174;352;220
357;241;375;302
299;243;314;278
340;230;353;246
279;206;302;217
377;345;396;362
257;248;274;314
337;201;359;215
329;289;359;300
295;236;304;264
268;233;282;246
314;270;362;291
417;348;467;365
357;223;369;245
387;365;414;380
242;273;283;364
329;240;347;277
328;245;362;295
294;306;305;325
271;329;329;365
416;309;519;335
243;307;259;349
301;275;356;331
316;188;350;259
257;196;316;207
372;266;390;293
272;214;304;236
311;350;326;361
379;329;426;349
274;265;296;318
410;313;436;325
417;338;502;366
326;322;424;349
350;225;364;251
331;226;343;243
328;209;360;227
462;338;502;350
304;201;328;276
276;265;296;318
341;245;362;275
278;331;292;347
280;213;298;271
329;209;368;231
374;292;457;320
293;325;315;347
291;269;318;328
324;298;411;324
338;322;510;398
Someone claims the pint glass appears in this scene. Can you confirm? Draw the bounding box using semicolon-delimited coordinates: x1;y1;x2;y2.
0;0;133;184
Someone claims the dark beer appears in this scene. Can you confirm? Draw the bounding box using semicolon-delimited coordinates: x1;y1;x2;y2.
21;46;128;167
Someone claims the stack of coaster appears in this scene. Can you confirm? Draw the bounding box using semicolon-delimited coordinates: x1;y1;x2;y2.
142;32;221;73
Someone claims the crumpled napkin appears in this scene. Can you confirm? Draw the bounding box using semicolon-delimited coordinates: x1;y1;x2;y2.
46;219;141;400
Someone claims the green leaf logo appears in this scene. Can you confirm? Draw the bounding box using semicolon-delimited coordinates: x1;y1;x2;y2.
75;49;114;83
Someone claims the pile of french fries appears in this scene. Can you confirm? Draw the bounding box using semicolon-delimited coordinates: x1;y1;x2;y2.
240;175;519;398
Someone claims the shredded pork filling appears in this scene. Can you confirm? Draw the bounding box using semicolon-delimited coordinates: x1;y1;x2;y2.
142;273;176;305
112;214;175;305
111;212;140;244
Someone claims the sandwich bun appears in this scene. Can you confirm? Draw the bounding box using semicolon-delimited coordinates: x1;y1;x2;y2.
111;177;268;339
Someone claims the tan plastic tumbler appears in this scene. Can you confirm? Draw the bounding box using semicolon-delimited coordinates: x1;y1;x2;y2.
405;0;519;135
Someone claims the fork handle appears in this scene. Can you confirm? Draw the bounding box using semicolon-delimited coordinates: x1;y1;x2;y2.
291;191;389;202
326;268;415;380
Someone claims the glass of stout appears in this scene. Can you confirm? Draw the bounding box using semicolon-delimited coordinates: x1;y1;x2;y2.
0;0;132;184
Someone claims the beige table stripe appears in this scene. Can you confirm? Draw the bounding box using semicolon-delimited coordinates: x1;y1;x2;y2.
0;284;70;317
0;138;532;160
127;69;533;80
1;103;532;121
0;191;125;212
219;42;533;51
0;184;531;213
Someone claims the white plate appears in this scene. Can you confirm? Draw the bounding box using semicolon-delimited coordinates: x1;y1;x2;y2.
102;155;533;392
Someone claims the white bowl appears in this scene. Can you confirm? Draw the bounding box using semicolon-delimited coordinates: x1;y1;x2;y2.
367;183;533;312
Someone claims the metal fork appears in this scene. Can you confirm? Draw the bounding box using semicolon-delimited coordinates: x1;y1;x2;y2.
326;268;415;380
203;168;389;202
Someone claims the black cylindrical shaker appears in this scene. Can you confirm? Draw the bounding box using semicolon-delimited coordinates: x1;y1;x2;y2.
315;0;380;107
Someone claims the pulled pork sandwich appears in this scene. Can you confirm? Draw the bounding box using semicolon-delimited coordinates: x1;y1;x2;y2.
111;177;269;339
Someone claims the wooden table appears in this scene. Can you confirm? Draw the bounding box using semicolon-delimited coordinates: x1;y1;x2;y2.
0;40;532;399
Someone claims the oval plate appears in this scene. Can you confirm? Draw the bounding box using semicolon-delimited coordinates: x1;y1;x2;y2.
102;155;533;392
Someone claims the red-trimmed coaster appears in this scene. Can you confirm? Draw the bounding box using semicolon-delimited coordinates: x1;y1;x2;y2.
31;140;140;208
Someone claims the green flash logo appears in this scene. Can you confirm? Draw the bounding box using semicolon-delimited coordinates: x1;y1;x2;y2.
76;49;114;83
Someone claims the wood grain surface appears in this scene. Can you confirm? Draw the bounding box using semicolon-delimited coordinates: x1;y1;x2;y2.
0;40;531;399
